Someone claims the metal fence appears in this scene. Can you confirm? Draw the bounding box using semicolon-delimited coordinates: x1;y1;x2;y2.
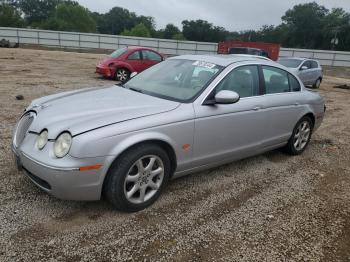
0;27;217;56
1;27;350;67
279;48;350;67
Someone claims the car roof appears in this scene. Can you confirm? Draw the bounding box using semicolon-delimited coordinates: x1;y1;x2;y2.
279;57;318;62
125;46;163;56
127;46;158;51
168;54;272;67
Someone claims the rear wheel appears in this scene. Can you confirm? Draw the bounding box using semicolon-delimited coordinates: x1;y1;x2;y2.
115;68;130;83
104;144;171;212
313;78;321;89
285;116;313;155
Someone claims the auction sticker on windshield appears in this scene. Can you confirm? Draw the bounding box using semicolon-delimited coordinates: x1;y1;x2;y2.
192;61;216;69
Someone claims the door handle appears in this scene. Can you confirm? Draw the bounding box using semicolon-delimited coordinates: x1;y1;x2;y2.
253;106;261;111
294;102;300;106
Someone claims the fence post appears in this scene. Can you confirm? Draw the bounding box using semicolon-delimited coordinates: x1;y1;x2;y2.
58;32;61;48
332;52;336;66
16;28;19;44
37;31;40;45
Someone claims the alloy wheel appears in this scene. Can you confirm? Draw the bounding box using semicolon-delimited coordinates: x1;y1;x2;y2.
293;121;311;151
124;155;164;204
116;69;128;82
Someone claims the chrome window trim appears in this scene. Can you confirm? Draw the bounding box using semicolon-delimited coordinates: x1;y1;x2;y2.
199;61;304;105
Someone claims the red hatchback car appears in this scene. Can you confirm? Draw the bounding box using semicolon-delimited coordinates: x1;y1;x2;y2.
96;46;165;82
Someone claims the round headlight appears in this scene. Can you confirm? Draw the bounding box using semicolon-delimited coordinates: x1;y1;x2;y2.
54;132;72;158
36;130;48;150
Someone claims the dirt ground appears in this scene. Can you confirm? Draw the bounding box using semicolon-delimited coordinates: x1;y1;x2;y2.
0;48;349;262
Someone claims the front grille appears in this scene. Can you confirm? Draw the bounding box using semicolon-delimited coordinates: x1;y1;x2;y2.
14;112;35;147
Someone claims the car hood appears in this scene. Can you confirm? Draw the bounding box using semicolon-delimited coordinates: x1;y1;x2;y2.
28;86;180;138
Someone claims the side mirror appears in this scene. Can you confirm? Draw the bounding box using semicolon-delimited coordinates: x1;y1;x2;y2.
130;72;138;78
215;90;240;104
300;66;308;71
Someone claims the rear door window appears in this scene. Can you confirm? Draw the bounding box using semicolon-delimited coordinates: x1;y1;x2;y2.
142;50;162;61
262;66;290;94
288;74;301;92
128;51;141;60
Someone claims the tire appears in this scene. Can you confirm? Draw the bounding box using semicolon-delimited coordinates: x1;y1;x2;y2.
104;143;171;212
115;68;130;83
285;116;313;155
313;78;321;89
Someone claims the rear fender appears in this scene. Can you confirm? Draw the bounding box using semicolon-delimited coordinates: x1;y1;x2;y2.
112;62;134;73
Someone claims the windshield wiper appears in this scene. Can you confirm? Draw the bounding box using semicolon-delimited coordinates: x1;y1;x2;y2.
128;87;144;94
115;82;124;87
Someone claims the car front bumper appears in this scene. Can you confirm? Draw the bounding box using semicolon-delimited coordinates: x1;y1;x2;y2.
12;144;114;201
96;66;113;78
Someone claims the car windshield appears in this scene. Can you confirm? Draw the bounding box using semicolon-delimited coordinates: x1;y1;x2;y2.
229;48;247;54
124;59;223;102
278;59;303;68
110;47;128;58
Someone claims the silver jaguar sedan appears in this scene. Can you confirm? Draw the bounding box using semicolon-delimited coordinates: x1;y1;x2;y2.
12;55;325;212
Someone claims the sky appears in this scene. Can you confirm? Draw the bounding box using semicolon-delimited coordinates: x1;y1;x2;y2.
78;0;350;31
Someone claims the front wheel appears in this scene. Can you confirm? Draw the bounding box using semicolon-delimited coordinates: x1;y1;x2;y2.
115;68;130;83
104;144;171;212
313;78;321;89
285;116;313;155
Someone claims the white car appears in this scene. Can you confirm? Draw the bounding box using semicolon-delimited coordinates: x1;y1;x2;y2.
278;58;323;88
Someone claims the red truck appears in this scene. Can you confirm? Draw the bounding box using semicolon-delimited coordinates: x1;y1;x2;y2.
218;41;281;61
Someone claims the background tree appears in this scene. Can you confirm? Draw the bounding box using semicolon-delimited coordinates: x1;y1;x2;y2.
161;23;181;39
182;19;229;42
322;8;350;50
281;2;328;49
95;7;137;35
136;15;156;36
121;23;151;37
45;2;96;32
172;32;186;40
0;2;24;27
18;0;62;26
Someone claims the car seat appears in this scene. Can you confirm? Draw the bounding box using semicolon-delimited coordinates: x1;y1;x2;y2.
198;71;214;86
220;70;254;98
267;75;289;94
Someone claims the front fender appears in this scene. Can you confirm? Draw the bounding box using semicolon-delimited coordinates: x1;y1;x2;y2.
106;131;176;157
69;103;195;172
